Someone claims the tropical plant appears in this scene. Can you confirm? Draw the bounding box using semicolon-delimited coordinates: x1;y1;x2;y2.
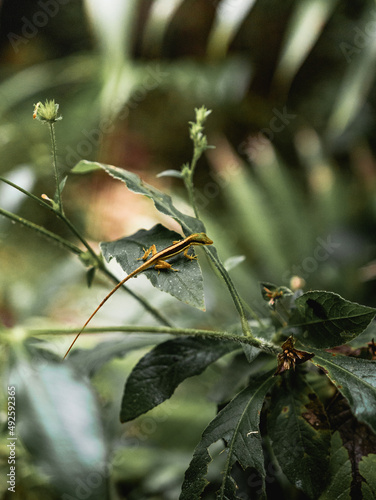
1;103;375;500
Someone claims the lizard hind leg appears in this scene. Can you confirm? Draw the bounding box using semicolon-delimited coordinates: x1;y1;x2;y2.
154;260;179;274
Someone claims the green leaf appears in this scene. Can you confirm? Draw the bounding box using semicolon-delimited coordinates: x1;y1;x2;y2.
120;337;239;423
310;349;376;432
268;373;331;499
10;355;108;499
359;455;376;497
71;159;102;174
288;291;376;348
180;371;276;499
81;160;205;235
319;432;352;500
101;224;207;310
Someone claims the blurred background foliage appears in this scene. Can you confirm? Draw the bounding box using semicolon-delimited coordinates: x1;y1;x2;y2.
1;0;376;498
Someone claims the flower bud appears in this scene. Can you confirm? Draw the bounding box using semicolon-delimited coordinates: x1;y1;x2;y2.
33;99;62;124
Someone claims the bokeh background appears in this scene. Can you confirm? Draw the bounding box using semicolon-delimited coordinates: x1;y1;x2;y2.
1;1;376;498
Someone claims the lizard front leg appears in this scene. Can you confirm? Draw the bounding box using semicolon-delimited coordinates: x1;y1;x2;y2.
137;244;157;261
183;247;197;261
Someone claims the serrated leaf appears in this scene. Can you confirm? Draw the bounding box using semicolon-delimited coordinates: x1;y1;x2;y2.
180;371;276;500
101;224;207;310
120;337;239;422
319;432;352;500
310;349;376;432
10;354;108;499
289;291;376;348
81;161;205;235
268;373;331;499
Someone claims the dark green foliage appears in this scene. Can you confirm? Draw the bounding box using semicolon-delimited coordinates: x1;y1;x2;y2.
267;374;331;498
180;372;276;499
120;337;239;422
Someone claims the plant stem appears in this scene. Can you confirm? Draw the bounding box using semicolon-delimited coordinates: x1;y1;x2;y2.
0;207;82;254
49;123;63;213
29;325;281;355
185;156;200;219
205;246;253;337
0;176;100;263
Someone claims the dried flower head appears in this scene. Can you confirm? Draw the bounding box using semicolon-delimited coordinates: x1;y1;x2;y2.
274;336;314;376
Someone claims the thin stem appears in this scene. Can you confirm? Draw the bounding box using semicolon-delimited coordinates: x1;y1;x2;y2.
0;207;82;254
49;123;63;213
0;175;100;263
185;152;201;218
241;298;266;328
205;246;253;337
0;176;55;210
29;325;281;355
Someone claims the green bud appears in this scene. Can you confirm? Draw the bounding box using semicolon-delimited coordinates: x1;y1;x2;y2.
195;106;211;124
33;99;62;124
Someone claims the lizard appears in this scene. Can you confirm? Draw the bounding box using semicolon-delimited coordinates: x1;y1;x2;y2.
63;232;213;359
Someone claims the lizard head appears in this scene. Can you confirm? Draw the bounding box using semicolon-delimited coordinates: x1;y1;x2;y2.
192;233;213;245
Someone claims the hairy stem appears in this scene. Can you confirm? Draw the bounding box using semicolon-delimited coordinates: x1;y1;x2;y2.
49;123;63;213
29;325;281;355
0;207;82;254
